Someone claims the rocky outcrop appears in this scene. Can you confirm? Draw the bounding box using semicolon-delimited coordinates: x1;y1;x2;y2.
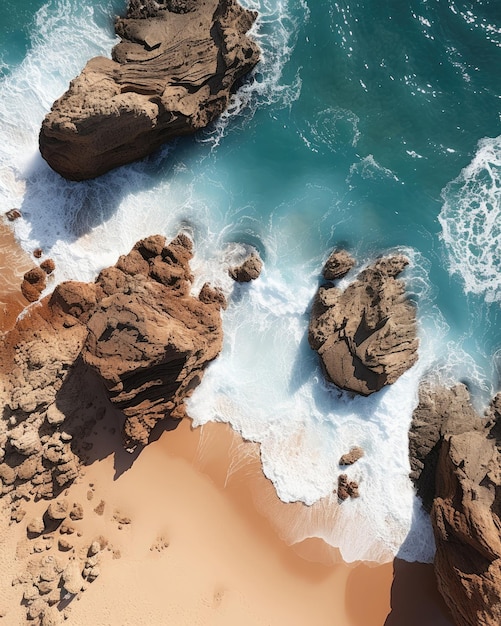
409;383;501;626
77;234;225;450
308;254;419;395
0;233;224;509
39;0;260;180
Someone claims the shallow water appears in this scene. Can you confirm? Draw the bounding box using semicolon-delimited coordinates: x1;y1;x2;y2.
1;0;500;562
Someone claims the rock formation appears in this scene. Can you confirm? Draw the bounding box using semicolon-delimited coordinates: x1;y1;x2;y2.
0;233;224;510
39;0;260;180
409;383;501;626
52;233;224;450
308;254;419;395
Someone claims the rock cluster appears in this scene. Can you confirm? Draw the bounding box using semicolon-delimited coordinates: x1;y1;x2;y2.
39;0;260;180
0;233;224;510
409;383;501;626
309;253;419;395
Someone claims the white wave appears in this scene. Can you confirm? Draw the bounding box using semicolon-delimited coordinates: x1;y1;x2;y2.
439;135;501;302
188;247;446;564
199;0;307;148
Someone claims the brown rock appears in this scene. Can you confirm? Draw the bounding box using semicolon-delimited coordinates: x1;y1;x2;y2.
410;384;501;626
309;253;418;395
58;538;73;551
408;383;482;512
337;474;359;501
83;235;223;450
69;502;84;521
339;446;364;466
62;560;84;595
33;248;43;259
229;252;263;282
27;516;45;536
46;499;69;521
21;267;46;302
40;259;55;275
39;0;260;180
322;249;355;280
5;208;21;221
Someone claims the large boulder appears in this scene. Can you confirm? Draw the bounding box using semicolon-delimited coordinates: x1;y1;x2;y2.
79;234;224;450
39;0;260;180
409;384;501;626
308;254;418;395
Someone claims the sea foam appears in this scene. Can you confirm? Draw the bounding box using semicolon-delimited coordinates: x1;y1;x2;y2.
439;135;501;303
1;0;491;566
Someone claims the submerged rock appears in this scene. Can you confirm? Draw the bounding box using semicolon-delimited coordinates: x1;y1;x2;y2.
309;253;418;395
39;0;260;180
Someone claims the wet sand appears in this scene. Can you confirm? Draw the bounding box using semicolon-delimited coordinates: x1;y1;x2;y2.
0;221;32;331
0;227;454;625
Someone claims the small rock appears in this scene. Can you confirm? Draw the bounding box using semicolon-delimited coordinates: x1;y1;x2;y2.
45;404;65;425
93;500;105;516
337;474;360;501
40;259;55;274
23;585;40;601
5;208;21;221
27;598;47;620
27;516;45;535
229;252;263;282
46;499;69;521
339;446;365;466
41;606;63;626
69;503;84;521
88;541;101;556
59;521;75;535
58;538;73;552
33;248;43;258
62;560;84;595
322;249;355;280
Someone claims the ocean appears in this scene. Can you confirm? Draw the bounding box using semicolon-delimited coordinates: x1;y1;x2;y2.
0;0;500;563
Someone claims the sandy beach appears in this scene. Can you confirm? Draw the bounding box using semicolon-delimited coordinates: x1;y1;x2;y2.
0;221;454;625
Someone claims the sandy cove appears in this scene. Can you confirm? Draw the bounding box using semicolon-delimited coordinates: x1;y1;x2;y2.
0;223;453;625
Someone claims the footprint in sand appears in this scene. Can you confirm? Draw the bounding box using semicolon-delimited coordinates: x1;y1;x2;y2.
149;535;169;553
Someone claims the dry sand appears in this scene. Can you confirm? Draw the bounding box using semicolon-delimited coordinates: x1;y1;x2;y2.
0;221;454;625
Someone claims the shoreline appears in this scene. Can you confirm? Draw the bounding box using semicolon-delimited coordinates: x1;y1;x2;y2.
0;223;454;625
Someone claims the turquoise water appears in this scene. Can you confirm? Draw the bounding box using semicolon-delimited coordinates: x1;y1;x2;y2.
1;0;500;562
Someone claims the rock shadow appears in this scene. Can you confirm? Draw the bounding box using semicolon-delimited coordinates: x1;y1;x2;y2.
53;355;182;483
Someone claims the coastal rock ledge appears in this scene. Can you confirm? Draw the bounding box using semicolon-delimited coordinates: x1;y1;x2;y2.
308;253;418;395
409;383;501;626
39;0;260;180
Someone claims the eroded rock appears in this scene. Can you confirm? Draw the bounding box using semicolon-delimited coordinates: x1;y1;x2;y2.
39;0;260;180
309;253;418;395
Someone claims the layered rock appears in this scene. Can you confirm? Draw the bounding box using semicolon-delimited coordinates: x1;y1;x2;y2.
409;383;501;626
308;254;419;395
39;0;260;180
0;234;224;508
52;233;224;450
